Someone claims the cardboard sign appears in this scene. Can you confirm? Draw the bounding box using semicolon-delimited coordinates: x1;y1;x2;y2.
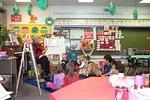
11;15;21;22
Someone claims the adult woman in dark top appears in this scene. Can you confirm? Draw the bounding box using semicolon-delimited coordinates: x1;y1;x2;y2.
32;36;50;77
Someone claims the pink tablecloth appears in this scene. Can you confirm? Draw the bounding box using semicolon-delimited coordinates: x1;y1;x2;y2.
49;77;115;100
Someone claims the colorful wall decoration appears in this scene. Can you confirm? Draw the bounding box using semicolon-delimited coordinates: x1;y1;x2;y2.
81;27;94;50
29;14;38;23
96;26;122;51
9;24;51;42
11;15;22;22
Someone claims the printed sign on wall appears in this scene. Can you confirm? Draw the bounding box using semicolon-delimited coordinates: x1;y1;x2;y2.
11;15;21;22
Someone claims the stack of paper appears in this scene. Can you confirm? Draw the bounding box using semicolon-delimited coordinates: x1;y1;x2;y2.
0;83;13;100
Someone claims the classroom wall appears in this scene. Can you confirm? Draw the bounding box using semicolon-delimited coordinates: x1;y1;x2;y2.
6;5;150;25
6;5;150;52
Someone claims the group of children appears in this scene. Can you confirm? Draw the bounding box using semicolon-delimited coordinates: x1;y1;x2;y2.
46;60;79;90
45;54;125;91
102;55;125;76
31;35;125;91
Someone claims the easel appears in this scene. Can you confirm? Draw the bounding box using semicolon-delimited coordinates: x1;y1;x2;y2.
81;49;94;56
15;35;42;95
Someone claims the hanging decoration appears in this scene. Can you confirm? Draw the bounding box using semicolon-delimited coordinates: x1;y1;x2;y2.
108;1;116;16
27;3;32;15
13;3;19;15
37;0;48;10
45;17;55;26
29;14;37;23
133;9;138;20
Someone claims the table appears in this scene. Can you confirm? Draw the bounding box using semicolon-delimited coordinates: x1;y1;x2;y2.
49;77;115;100
0;57;17;89
129;88;150;100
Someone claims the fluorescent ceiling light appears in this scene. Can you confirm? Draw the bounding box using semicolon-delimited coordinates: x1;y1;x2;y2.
15;0;31;2
139;0;150;3
78;0;94;3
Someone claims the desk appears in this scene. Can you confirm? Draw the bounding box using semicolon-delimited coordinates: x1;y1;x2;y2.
49;77;115;100
0;57;17;89
129;88;150;100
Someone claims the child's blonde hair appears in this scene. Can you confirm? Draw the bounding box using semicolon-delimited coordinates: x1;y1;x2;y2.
66;62;76;77
87;63;101;76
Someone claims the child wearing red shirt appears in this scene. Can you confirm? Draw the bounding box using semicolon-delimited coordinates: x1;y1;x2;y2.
62;62;79;87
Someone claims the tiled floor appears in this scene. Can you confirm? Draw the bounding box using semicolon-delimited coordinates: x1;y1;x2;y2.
12;83;50;100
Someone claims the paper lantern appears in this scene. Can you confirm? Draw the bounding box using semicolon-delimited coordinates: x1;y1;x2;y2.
45;17;55;26
108;1;116;16
27;3;32;15
37;0;48;10
13;3;19;15
133;9;138;20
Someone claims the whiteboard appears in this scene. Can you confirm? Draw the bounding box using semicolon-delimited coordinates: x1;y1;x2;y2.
44;37;66;55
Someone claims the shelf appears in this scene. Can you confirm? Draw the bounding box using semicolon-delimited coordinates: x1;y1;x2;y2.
70;38;81;40
97;49;116;51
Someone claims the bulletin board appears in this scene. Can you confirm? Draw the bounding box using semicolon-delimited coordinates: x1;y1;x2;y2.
120;27;150;50
96;26;122;51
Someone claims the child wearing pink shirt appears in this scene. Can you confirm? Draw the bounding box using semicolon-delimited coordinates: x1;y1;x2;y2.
46;65;65;90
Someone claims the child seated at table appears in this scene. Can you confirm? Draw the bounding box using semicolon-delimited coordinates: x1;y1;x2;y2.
46;64;65;90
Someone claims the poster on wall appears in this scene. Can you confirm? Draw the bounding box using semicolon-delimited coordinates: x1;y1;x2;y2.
11;15;22;22
96;26;122;51
96;27;116;51
81;27;94;50
84;27;93;39
81;38;94;50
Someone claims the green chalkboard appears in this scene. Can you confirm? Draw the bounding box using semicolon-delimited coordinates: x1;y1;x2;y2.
120;27;150;50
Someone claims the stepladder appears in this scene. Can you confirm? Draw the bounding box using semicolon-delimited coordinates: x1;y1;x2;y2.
15;35;42;96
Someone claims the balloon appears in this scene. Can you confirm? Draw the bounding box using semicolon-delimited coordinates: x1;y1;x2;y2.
133;9;138;20
37;0;48;10
27;3;32;15
45;17;55;26
13;3;19;15
108;1;116;16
